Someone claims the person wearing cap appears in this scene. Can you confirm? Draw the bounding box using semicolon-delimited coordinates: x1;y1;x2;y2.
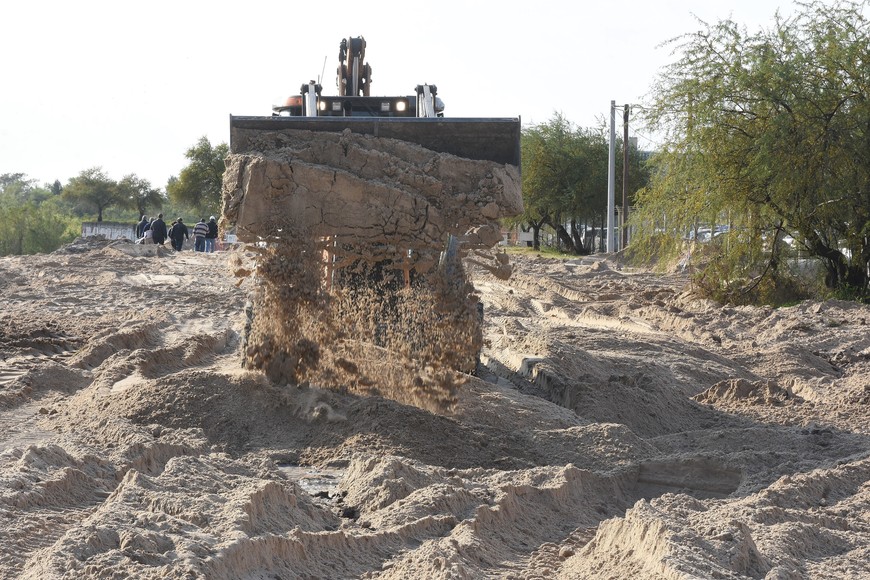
205;215;219;253
193;217;209;252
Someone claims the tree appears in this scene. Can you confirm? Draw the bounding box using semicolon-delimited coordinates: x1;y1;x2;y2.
518;120;562;250
0;173;28;192
62;167;125;222
0;174;77;256
119;174;164;218
0;173;53;204
0;203;77;256
519;114;646;253
632;0;870;301
167;136;228;216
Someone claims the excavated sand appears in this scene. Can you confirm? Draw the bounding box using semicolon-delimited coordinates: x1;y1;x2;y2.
237;229;483;410
222;129;521;398
0;238;868;579
222;128;522;250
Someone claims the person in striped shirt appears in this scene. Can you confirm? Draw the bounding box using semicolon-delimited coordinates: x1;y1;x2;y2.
193;218;209;252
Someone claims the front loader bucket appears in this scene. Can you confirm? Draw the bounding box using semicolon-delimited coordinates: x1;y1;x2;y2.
229;116;521;166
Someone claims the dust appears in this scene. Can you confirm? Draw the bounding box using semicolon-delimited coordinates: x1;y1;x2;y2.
240;220;481;412
225;129;522;411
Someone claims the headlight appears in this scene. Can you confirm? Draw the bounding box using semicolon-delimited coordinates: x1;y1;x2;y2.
395;100;407;112
318;101;327;111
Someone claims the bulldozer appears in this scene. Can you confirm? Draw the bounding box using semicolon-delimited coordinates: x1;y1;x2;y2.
221;36;522;410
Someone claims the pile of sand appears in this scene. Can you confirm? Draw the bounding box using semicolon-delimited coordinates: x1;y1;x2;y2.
0;240;867;578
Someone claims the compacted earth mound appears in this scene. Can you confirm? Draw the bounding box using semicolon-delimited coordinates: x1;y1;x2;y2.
0;239;867;579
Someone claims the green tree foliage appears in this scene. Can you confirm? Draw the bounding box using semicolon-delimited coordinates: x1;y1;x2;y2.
1;173;29;196
166;136;228;217
0;204;77;256
119;174;164;218
0;173;53;204
62;167;126;222
520;114;647;253
0;174;77;256
632;0;870;301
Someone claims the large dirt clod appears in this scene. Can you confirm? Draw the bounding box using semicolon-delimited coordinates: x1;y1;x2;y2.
222;129;522;409
221;128;522;249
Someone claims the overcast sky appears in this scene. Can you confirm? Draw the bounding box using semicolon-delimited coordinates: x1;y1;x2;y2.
2;0;799;189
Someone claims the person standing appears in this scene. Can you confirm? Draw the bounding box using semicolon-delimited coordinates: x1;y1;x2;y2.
193;217;209;252
205;216;219;253
169;217;190;251
136;215;149;239
150;213;168;246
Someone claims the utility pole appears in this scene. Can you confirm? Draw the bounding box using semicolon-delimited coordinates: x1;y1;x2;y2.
607;101;616;253
622;104;630;250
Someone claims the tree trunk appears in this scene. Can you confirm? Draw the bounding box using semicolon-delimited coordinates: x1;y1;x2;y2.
802;225;870;294
544;215;578;254
845;264;868;292
553;223;577;253
526;217;547;251
571;217;592;255
804;230;850;290
570;218;582;251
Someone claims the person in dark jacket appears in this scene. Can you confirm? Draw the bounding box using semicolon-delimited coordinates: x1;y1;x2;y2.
205;216;219;253
136;215;149;239
169;217;190;251
150;213;168;246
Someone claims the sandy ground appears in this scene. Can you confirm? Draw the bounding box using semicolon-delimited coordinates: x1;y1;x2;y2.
0;237;868;579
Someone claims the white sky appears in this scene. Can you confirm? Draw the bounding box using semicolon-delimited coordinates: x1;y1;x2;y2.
1;0;797;189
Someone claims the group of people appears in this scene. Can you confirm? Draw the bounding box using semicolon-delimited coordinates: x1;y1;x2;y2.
136;214;219;252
